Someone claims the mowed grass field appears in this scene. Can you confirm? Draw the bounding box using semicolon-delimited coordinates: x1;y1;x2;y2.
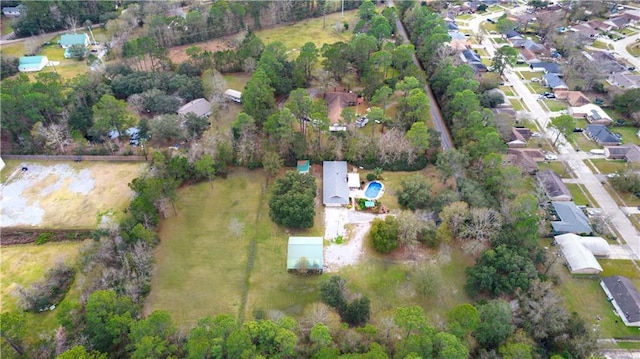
147;167;474;328
146;169;324;326
1;160;146;229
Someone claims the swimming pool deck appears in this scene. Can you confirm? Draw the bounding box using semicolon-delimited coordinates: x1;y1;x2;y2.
351;181;385;201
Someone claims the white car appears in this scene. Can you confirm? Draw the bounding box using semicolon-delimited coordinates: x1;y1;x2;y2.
544;154;558;160
531;77;540;82
531;132;542;138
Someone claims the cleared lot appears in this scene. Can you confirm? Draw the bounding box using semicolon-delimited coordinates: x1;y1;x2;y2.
1;161;145;229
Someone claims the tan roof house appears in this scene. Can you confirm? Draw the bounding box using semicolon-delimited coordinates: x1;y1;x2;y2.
554;91;591;107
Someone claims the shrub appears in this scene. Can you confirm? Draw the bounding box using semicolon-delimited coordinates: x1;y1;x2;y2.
35;232;53;245
369;216;398;253
366;173;377;182
17;263;76;312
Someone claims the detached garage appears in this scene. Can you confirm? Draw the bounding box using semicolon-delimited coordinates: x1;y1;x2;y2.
287;237;323;273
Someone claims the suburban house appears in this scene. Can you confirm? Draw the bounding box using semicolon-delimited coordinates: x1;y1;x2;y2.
511;39;546;53
504;148;545;174
505;29;523;41
223;89;242;103
585;124;620;146
570;104;613;125
555;233;609;274
286;237;323;273
461;49;482;64
586;19;613;31
2;5;22;17
446;22;459;31
587;51;627;74
177;98;212;118
518;48;540;64
537;169;572;201
296;160;310;174
554;91;591;107
449;31;467;41
604;143;640;162
449;38;470;51
601;276;640;326
59;33;91;58
604;16;631;29
543;73;568;90
571;24;599;39
608;72;640;89
18;56;49;72
507;127;532;148
530;62;563;75
322;161;349;206
550;201;592;235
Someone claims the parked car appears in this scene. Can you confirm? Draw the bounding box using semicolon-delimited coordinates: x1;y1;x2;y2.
356;116;369;128
487;18;496;23
573;128;584;132
628;66;636;71
531;132;542;137
531;77;540;82
615;119;626;126
545;154;558;160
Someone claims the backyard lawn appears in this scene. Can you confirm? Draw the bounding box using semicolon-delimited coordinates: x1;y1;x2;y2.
592;40;613;50
538;161;570;177
613;126;640;146
628;42;640;57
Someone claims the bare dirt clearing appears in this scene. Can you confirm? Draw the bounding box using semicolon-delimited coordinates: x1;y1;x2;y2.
1;161;145;229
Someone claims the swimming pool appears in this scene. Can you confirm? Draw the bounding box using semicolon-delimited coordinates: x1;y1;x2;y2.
364;181;384;200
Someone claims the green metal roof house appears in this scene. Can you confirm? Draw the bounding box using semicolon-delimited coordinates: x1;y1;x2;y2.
59;33;90;48
297;160;310;174
18;56;49;72
287;237;323;273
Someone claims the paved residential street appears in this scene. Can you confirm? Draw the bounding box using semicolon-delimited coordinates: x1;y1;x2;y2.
462;10;640;260
611;33;640;69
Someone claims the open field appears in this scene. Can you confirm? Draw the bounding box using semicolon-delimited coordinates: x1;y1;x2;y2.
255;10;359;57
168;9;359;64
147;167;472;328
0;241;86;313
1;15;13;36
146;169;324;326
1;161;145;229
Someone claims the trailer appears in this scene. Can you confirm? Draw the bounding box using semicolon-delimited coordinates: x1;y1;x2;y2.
224;89;242;103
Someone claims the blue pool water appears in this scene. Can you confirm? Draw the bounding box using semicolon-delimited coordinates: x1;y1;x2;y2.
364;181;383;199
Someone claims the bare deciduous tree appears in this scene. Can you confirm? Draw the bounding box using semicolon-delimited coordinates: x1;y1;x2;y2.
461;207;502;242
440;201;470;240
65;16;79;33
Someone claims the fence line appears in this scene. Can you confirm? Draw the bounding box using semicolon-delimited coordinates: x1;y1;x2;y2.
2;155;147;162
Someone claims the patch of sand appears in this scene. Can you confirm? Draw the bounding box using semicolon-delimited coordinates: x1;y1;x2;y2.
324;222;371;272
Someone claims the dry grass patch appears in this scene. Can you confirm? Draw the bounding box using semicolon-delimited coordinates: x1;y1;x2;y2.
2;161;145;229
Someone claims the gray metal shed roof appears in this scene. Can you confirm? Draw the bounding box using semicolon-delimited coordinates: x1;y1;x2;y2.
602;276;640;325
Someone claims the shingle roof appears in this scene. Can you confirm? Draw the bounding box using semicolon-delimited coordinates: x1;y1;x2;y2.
544;73;568;89
505;30;522;39
462;49;482;63
322;161;349;205
586;124;619;144
537;169;571;201
531;62;562;75
287;237;323;270
551;201;592;234
602;276;640;325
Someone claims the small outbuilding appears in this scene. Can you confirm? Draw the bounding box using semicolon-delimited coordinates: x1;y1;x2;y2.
18;56;49;72
224;89;242;103
287;237;323;273
347;173;360;190
296;160;310;174
555;234;604;274
601;276;640;326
